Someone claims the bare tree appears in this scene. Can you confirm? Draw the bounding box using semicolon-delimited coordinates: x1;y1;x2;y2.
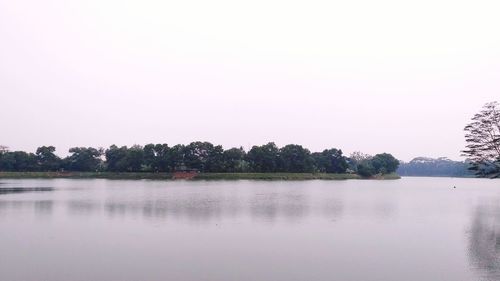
463;101;500;178
349;151;372;162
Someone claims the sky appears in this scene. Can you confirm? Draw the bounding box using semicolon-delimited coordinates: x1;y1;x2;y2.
0;0;499;161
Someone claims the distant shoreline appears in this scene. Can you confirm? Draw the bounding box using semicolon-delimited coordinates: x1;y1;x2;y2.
0;172;401;181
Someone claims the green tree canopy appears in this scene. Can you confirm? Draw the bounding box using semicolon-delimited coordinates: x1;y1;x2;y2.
0;151;38;171
36;146;61;171
223;147;248;172
66;147;102;172
278;144;314;173
143;143;170;172
247;142;280;172
312;148;348;173
370;153;399;174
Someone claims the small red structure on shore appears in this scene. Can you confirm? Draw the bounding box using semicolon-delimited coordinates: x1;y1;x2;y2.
172;164;199;179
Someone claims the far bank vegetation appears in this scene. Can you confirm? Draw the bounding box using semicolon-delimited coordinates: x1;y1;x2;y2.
0;142;399;179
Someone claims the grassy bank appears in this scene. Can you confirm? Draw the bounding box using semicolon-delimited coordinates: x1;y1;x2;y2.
0;172;174;180
193;173;362;180
0;172;401;180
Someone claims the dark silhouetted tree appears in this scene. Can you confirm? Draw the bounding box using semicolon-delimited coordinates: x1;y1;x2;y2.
143;143;170;172
463;101;500;178
0;151;38;171
105;145;128;172
223;147;248;172
278;144;314;173
65;147;103;171
371;153;399;174
247;142;280;172
36;146;61;171
312;148;348;173
168;144;185;171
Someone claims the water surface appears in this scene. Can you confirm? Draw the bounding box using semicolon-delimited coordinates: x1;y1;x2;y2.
0;177;499;281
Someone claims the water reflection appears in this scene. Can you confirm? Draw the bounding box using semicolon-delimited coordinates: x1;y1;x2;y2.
0;187;53;195
67;200;100;215
0;200;53;215
250;192;309;221
321;199;344;220
3;178;500;281
104;196;241;221
0;181;398;224
34;200;53;214
468;203;500;281
0;188;398;223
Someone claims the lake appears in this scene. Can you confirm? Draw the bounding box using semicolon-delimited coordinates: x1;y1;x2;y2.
0;177;499;281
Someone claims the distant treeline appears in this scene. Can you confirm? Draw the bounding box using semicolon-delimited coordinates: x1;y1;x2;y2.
0;142;399;176
397;157;473;177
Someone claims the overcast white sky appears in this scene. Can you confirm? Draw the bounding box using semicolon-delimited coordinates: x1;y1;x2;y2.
1;0;499;161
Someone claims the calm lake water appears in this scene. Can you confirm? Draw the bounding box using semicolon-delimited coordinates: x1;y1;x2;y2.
1;177;499;281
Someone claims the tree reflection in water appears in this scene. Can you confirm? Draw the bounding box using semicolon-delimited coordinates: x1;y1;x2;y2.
469;203;500;281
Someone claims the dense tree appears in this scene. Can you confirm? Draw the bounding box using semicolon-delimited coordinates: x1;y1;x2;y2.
168;144;186;171
105;145;145;172
105;145;128;172
348;152;399;177
65;147;103;172
143;143;170;172
127;145;145;172
0;146;6;170
278;144;314;173
398;157;472;177
312;148;348;173
247;142;280;172
357;162;376;177
183;141;224;172
205;145;225;172
370;153;399;174
222;147;248;172
154;143;171;171
0;142;401;176
36;146;61;171
463;101;500;178
0;151;38;171
143;144;156;170
347;151;373;173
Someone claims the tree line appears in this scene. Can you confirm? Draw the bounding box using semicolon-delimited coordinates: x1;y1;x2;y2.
0;142;399;176
397;157;473;177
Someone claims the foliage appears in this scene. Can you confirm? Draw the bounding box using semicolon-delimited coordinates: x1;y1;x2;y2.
36;146;61;171
0;142;399;177
183;141;225;172
222;147;248;172
246;142;280;172
370;153;399;174
168;144;186;171
356;162;376;177
65;147;103;172
143;143;170;172
463;101;500;178
312;148;348;173
397;157;473;177
0;151;38;171
0;172;379;180
348;152;399;177
278;144;314;173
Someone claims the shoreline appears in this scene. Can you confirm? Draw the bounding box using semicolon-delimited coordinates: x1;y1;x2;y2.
0;172;401;181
